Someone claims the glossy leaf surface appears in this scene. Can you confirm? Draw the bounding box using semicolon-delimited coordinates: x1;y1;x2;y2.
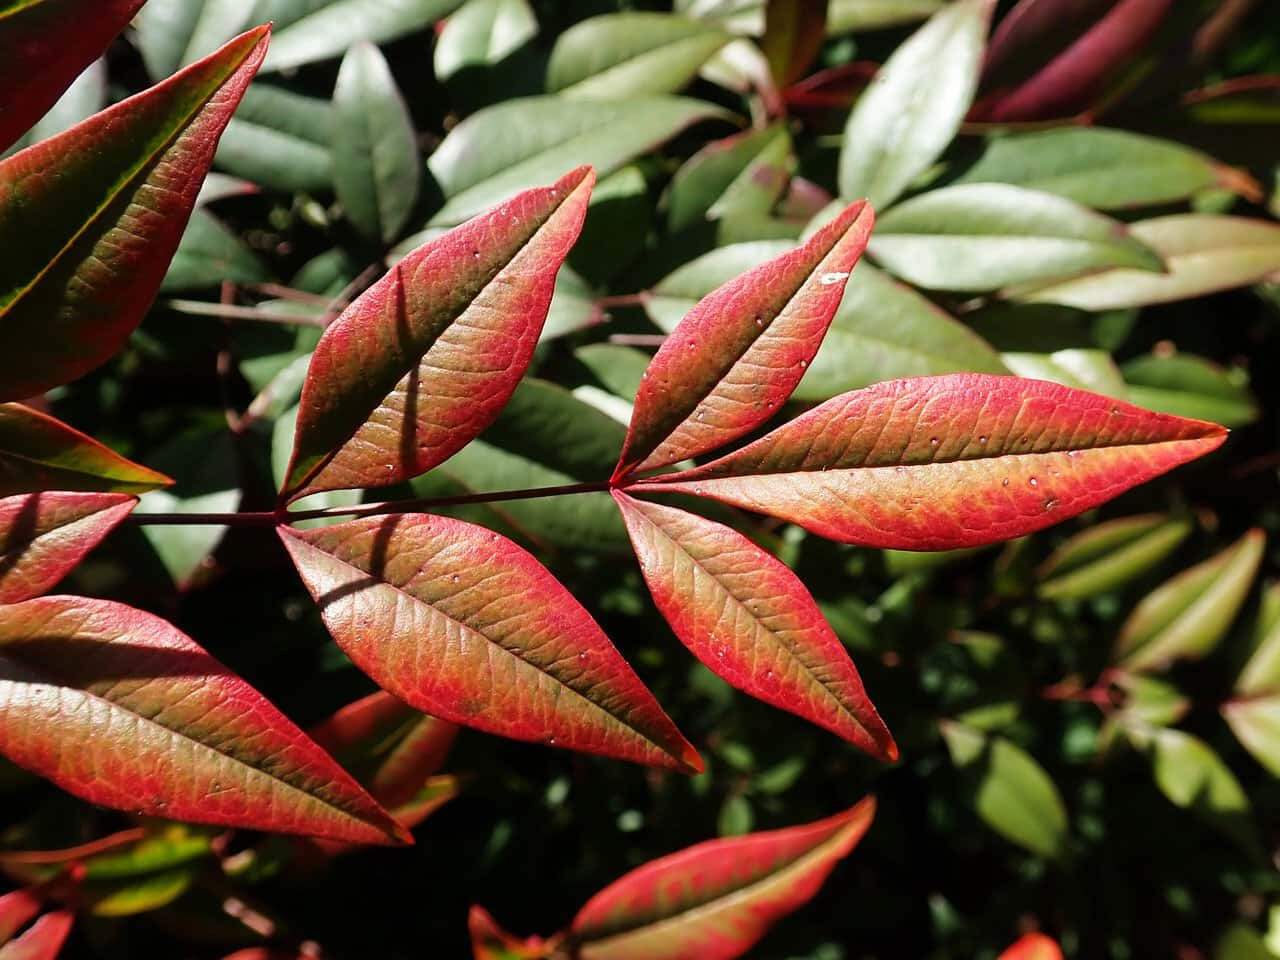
643;374;1227;551
570;798;875;960
1234;582;1280;698
1115;530;1264;672
0;26;269;402
0;0;144;151
615;200;874;478
332;43;420;245
4;57;107;157
262;0;462;73
427;97;728;225
1222;584;1280;776
281;168;593;502
1037;513;1192;601
665;125;792;235
434;0;538;82
951;127;1228;210
215;84;333;193
1002;348;1126;399
838;0;993;209
1222;695;1280;778
868;184;1163;292
614;492;895;759
0;596;406;844
280;515;701;773
1020;216;1280;310
0;493;135;604
547;13;730;99
132;0;257;78
0;404;170;497
999;933;1064;960
941;721;1067;858
1123;355;1258;429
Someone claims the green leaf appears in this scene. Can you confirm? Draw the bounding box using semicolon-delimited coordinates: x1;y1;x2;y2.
1122;354;1258;429
718;793;754;836
838;0;994;208
645;240;791;332
1018;215;1280;310
1235;582;1280;697
827;0;945;33
433;0;538;82
1222;695;1280;779
428;96;730;226
332;43;420;245
1215;925;1279;960
1223;583;1280;777
135;428;241;587
1115;529;1265;672
133;0;257;77
1037;513;1193;601
547;13;730;100
665;125;793;235
950;127;1226;210
793;262;1007;401
162;209;269;291
215;83;333;193
261;0;464;73
868;184;1164;292
1002;349;1128;398
1110;673;1190;729
940;721;1068;859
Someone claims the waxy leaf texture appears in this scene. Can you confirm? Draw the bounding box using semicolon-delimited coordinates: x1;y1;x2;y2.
0;492;135;604
0;0;145;151
0;597;406;845
0;25;268;402
640;374;1227;551
0;404;171;497
569;797;875;960
281;167;594;501
614;200;874;479
613;492;895;759
280;515;701;773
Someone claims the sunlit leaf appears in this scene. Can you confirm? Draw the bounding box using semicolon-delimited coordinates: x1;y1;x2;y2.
281;168;593;502
569;798;875;960
614;492;896;758
1234;582;1280;698
1223;583;1280;777
434;0;538;82
615;200;873;478
1002;349;1127;398
664;125;793;235
641;374;1227;551
261;0;463;73
0;596;407;844
999;933;1064;960
0;26;269;402
280;515;701;773
1222;695;1280;779
869;184;1163;292
0;0;143;151
132;0;257;78
547;13;730;100
0;910;72;960
0;493;135;604
1123;354;1258;429
215;84;333;193
1037;513;1193;601
0;889;41;945
1214;925;1277;960
760;0;826;87
1115;529;1265;672
332;43;420;245
838;0;994;208
1018;216;1280;310
827;0;945;33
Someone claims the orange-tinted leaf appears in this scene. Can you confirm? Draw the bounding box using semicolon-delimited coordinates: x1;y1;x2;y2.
0;0;145;151
0;492;135;603
0;26;268;402
280;515;701;773
469;905;553;960
281;168;594;502
0;405;171;497
640;374;1226;550
310;690;459;808
613;492;895;760
0;889;41;945
613;201;873;480
569;797;875;960
0;596;406;845
0;910;72;960
999;933;1064;960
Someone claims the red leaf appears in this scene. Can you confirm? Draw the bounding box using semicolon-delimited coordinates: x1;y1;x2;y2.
280;516;702;773
761;0;828;88
613;492;895;759
570;797;876;960
999;933;1065;960
0;404;171;497
281;168;595;502
309;690;459;808
0;910;72;960
0;492;135;604
0;0;145;151
469;906;553;960
0;26;269;402
0;890;41;945
613;200;874;481
638;374;1226;551
978;0;1174;121
0;596;407;845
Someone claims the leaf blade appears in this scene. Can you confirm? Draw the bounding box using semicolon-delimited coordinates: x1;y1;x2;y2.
0;493;135;604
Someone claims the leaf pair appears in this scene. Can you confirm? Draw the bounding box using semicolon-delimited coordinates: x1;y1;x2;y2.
471;798;875;960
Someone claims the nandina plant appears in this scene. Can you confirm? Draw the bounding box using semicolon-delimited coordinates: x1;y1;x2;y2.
0;2;1269;958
